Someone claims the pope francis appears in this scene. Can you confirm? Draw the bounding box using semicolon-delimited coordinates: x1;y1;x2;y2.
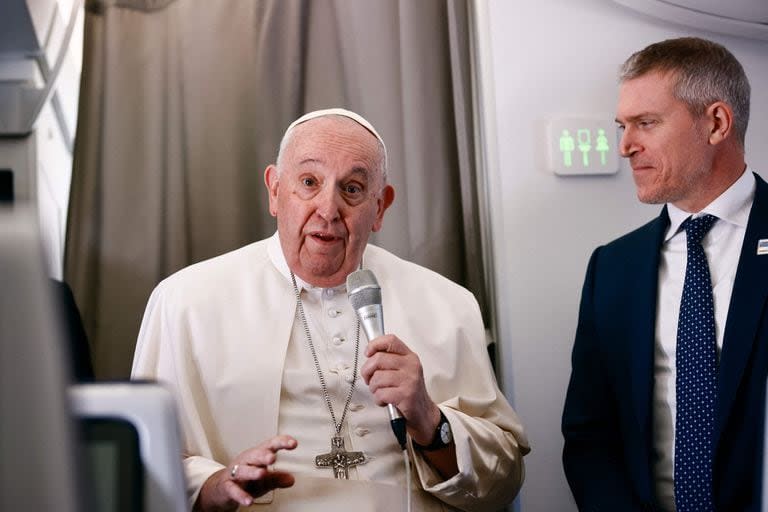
132;108;530;512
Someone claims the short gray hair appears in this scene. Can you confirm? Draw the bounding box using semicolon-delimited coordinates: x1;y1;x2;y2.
619;37;751;147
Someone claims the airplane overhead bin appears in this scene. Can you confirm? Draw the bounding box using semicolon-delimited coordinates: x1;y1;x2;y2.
612;0;768;41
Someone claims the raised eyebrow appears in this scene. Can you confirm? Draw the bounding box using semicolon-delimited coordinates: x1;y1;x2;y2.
343;167;371;182
295;160;369;178
298;158;322;166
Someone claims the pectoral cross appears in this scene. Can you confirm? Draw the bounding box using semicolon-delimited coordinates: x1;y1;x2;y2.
315;436;366;479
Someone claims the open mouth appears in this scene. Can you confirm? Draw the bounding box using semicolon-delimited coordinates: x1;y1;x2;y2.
309;231;341;243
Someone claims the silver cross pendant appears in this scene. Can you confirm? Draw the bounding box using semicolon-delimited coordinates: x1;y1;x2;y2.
315;436;366;479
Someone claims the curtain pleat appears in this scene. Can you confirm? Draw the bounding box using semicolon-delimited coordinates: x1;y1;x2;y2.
446;0;489;324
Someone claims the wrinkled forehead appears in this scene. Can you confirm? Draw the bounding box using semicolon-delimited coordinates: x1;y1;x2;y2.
617;71;677;109
277;108;389;184
285;117;386;179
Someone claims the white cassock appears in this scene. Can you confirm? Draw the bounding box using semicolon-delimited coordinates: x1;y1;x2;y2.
132;233;530;511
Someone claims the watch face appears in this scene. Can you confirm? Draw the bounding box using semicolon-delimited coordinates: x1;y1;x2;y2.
439;421;452;445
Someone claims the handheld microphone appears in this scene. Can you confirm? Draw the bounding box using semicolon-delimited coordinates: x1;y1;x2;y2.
347;269;407;449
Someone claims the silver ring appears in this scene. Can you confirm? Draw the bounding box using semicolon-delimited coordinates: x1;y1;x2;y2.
230;464;239;479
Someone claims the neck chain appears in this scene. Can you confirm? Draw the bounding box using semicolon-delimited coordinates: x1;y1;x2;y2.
290;272;366;479
289;271;361;436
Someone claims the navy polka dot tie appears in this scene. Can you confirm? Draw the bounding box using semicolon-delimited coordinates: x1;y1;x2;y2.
674;214;718;512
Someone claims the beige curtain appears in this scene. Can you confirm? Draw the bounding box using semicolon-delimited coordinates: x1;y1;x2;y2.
66;0;488;378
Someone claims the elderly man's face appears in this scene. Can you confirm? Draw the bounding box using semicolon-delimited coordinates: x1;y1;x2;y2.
265;117;394;288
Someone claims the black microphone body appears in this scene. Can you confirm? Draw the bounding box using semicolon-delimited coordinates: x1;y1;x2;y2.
347;269;407;449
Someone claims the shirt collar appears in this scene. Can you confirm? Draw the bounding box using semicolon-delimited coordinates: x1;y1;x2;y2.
664;167;755;242
266;231;350;294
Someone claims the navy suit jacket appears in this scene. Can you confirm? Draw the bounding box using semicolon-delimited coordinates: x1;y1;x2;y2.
562;173;768;511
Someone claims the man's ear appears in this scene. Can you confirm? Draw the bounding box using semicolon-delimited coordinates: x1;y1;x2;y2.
706;101;734;146
372;184;395;232
264;165;279;217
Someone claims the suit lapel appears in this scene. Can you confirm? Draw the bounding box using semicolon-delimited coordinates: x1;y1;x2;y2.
715;174;768;442
630;207;670;431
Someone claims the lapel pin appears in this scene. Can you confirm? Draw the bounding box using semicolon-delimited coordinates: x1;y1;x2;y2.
758;239;768;256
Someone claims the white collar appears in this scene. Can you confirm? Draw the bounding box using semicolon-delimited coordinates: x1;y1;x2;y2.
665;167;755;242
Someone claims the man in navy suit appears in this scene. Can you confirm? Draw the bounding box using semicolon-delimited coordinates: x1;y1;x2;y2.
562;37;768;511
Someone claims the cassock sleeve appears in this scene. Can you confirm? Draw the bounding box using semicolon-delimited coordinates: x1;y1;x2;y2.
408;286;530;511
131;282;226;509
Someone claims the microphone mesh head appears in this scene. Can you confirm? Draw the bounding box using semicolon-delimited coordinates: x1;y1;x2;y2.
347;269;381;309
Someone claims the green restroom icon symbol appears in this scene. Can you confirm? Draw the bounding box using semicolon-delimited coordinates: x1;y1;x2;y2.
559;127;611;169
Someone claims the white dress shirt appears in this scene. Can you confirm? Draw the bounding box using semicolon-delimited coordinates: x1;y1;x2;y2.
653;168;755;511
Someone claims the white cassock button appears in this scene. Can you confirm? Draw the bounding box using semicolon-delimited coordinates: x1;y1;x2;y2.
328;308;341;318
332;336;345;346
349;403;365;412
354;427;370;437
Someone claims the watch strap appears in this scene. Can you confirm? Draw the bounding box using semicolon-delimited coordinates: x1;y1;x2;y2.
412;411;451;451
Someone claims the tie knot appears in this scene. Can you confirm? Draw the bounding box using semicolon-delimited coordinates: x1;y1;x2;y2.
681;214;718;245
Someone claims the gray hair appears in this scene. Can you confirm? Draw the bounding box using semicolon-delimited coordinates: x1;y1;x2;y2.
619;37;751;147
275;111;388;185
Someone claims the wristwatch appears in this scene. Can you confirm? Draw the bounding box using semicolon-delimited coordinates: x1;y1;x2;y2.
413;411;453;451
